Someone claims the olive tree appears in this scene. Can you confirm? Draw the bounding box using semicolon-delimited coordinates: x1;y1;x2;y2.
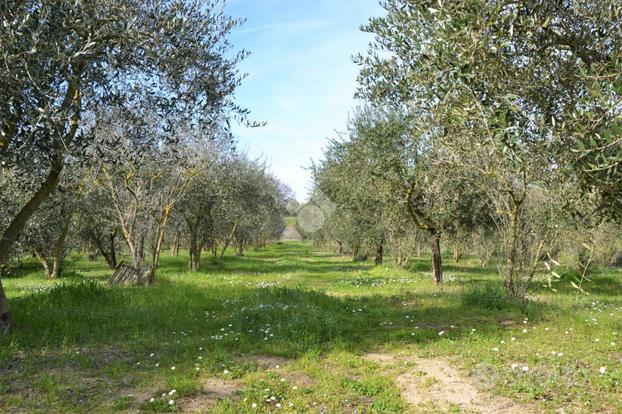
355;0;622;296
0;0;248;332
177;137;233;271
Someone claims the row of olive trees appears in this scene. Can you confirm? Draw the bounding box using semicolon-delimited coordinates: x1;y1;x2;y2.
312;0;622;298
0;0;252;333
3;124;289;280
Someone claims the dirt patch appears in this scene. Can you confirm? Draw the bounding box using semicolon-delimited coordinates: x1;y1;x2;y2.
286;371;317;388
249;354;289;370
366;353;536;414
179;394;219;413
203;377;244;399
366;353;396;364
177;377;244;413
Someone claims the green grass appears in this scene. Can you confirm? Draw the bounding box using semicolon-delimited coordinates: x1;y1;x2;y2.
1;241;621;413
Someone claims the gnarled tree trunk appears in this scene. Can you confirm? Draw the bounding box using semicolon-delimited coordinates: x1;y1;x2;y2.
91;229;117;269
33;249;52;278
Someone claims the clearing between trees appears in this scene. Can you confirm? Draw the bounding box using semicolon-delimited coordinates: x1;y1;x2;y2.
1;241;621;413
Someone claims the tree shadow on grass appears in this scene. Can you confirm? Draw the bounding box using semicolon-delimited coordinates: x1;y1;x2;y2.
2;276;552;358
208;260;372;276
155;252;374;277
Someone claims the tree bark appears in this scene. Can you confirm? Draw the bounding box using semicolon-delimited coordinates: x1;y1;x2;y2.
0;280;9;334
91;229;117;269
190;243;202;271
186;215;203;271
0;164;63;265
51;212;72;278
138;235;146;266
33;248;52;278
236;240;245;256
108;230;117;269
171;231;181;256
148;205;172;284
505;205;520;297
188;230;197;269
374;244;384;265
430;230;443;285
220;222;238;259
188;229;203;271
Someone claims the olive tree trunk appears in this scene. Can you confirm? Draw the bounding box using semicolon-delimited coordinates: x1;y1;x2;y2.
91;229;117;269
50;213;72;278
220;222;238;259
33;249;52;278
0;281;9;335
186;216;203;271
407;182;443;285
374;244;384;265
147;205;173;284
430;230;443;285
171;231;181;256
0;162;63;331
505;205;520;297
0;71;82;333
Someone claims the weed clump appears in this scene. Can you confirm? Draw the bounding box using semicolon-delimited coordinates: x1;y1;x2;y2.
461;284;520;311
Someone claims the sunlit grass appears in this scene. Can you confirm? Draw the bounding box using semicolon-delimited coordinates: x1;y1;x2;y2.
1;241;621;413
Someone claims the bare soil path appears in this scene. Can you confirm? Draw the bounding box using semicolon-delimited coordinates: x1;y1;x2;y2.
366;353;538;414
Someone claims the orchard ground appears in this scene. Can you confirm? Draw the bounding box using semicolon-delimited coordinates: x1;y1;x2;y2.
1;241;621;413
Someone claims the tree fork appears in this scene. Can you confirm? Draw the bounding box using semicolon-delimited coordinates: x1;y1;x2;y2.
51;212;73;279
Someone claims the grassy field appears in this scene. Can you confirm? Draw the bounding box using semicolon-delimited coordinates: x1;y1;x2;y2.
1;241;621;413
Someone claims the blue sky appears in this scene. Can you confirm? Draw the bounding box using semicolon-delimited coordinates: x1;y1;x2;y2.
225;0;383;201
